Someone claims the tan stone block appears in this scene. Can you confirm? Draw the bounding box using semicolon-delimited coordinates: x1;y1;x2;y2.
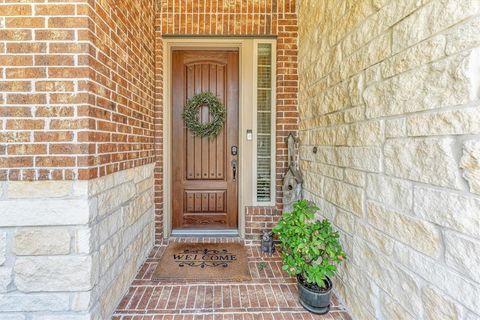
346;120;383;146
385;138;463;189
446;15;480;55
324;178;364;216
394;242;480;312
71;291;92;312
367;201;442;257
7;181;72;199
310;126;347;146
333;209;356;234
353;240;423;315
365;63;382;85
322;81;350;114
0;232;6;266
407;107;480;136
342;0;423;56
380;292;416;320
0;182;6;200
98;234;122;276
14;228;70;256
308;161;344;180
348;73;364;106
444;231;480;283
124;191;152;227
74;228;91;254
135;176;154;194
365;53;473;119
0;292;70;312
98;258;136;319
366;174;412;212
97;182;135;216
336;263;378;314
308;195;337;221
414;186;480;238
393;0;480;53
303;172;324;197
356;221;394;255
0;199;90;227
344;105;365;123
460;140;480;195
328;1;372;46
14;256;93;292
87;172;114;197
382;35;446;78
0;267;12;293
341;32;391;79
335;280;376;320
422;286;462;320
335;147;383;172
344;168;366;187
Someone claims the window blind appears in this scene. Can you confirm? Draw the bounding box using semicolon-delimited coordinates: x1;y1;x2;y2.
256;43;273;202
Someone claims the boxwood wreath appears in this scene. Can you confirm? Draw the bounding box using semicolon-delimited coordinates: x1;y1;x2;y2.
182;92;226;137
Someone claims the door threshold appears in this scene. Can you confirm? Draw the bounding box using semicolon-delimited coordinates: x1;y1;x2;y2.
170;229;240;238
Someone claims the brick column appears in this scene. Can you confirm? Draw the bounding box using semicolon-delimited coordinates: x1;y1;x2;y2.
0;1;156;318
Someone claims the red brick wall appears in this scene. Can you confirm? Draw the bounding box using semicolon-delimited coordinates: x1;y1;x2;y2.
0;0;156;181
154;0;298;240
81;0;156;180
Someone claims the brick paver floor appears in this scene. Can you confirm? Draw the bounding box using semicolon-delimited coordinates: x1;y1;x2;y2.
113;238;351;320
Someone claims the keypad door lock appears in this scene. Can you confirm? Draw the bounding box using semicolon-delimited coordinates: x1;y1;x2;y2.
231;146;238;156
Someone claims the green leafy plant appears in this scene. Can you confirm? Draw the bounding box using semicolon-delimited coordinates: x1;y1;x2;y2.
273;200;346;289
257;262;267;271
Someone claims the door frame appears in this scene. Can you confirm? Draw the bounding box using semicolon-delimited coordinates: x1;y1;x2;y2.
162;37;276;238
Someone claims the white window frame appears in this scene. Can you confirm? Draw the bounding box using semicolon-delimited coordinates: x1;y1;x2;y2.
252;39;277;206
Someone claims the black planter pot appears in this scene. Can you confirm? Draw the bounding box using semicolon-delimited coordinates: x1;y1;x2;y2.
297;275;332;315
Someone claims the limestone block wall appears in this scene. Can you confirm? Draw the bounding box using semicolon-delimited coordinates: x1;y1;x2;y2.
297;0;480;319
0;163;155;319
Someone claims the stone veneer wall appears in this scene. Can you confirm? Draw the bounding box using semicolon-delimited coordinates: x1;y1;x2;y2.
154;0;299;240
0;163;155;319
298;0;480;319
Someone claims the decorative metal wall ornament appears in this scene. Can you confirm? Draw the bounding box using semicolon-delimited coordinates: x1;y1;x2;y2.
182;91;226;137
282;133;303;213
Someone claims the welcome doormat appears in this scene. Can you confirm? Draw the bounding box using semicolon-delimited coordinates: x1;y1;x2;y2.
152;243;251;281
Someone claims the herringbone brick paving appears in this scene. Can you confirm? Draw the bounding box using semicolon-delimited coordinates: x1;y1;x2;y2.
113;238;351;320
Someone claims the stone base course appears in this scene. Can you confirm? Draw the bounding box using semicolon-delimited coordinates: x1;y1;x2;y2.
0;164;155;319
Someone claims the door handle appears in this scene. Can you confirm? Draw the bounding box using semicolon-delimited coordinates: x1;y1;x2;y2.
231;159;237;181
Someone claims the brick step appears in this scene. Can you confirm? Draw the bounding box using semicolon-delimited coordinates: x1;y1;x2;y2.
114;284;345;314
113;311;349;319
113;311;350;320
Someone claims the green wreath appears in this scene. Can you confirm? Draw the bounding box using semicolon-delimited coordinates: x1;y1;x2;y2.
182;91;226;137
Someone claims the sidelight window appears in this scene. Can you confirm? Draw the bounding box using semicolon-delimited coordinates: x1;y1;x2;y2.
255;42;275;203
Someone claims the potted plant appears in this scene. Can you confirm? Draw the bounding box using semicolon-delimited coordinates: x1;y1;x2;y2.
273;200;346;314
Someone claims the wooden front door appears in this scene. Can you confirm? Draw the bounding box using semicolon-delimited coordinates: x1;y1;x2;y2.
172;50;239;230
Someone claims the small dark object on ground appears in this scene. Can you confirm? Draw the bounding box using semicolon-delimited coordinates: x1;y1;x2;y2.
261;230;275;256
258;262;267;271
